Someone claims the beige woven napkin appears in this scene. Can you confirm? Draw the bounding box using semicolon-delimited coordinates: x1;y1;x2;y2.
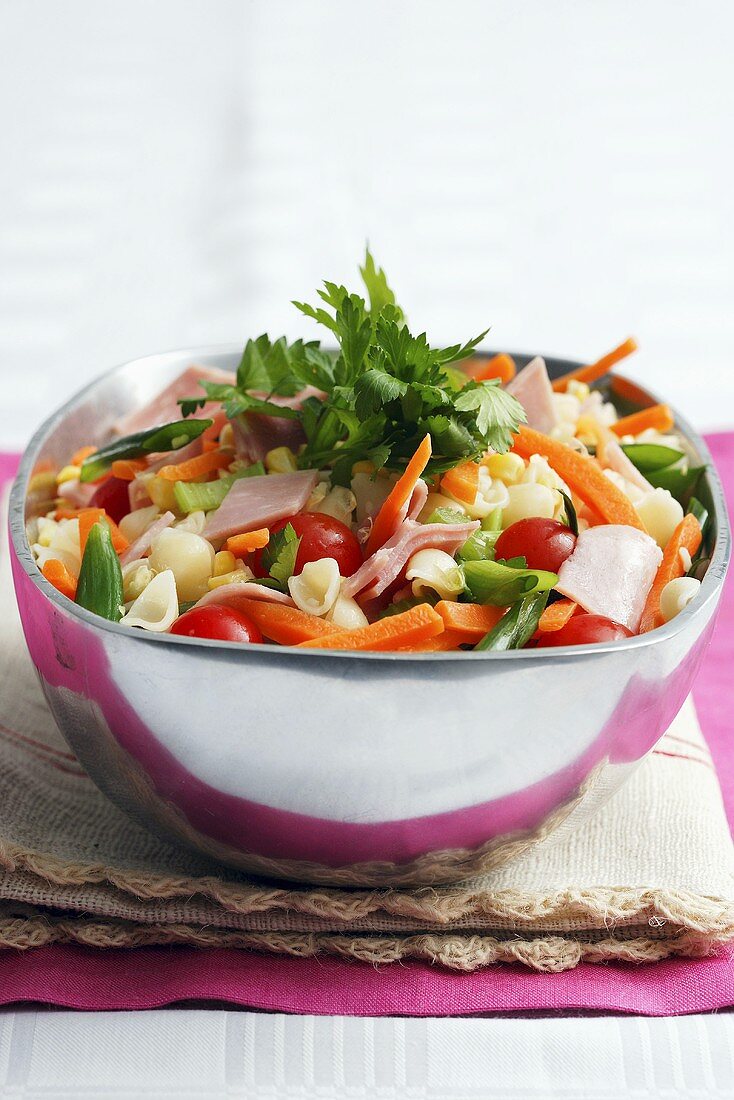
2;504;734;972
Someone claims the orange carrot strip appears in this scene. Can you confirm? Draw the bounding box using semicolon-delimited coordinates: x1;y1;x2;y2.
434;601;506;641
552;337;638;393
225;529;270;555
202;438;221;452
235;599;340;646
78;508;129;555
511;426;644;530
42;559;77;600
471;353;516;385
54;507;83;521
70;445;97;467
398;630;469;652
441;461;480;505
365;434;432;556
638;515;702;633
156;450;231;482
610;404;674;438
111;458;148;481
537;598;578;633
297;604;444;652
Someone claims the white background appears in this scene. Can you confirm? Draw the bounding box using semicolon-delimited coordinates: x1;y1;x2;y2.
1;1;733;1095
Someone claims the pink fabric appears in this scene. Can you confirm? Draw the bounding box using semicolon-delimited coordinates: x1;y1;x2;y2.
1;438;733;1015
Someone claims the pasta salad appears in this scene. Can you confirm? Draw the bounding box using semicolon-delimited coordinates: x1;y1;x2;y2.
27;253;709;652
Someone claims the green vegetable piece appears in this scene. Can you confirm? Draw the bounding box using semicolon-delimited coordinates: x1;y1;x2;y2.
647;464;704;501
463;559;557;606
474;591;550;651
481;506;503;532
457;529;499;563
75;521;124;622
686;497;709;534
556;490;578;537
620;443;685;473
261;523;301;590
79;419;213;482
173;462;266;514
426;506;469;525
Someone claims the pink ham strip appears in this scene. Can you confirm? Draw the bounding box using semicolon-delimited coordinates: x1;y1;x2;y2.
113;366;235;437
204;470;319;542
342;518;479;601
602;438;654;494
56;479;97;509
555;524;662;633
195;583;295;610
507;356;557;435
406;479;429;523
232;386;324;464
119;511;175;566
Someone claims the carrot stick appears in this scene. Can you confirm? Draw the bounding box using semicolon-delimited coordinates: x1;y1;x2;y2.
610;404;674;438
434;601;506;640
111;458;148;481
398;630;469;652
42;559;77;600
70;445;97;467
537;598;577;633
511;426;644;529
234;599;340;645
297;604;445;651
638;515;702;633
552;337;638;393
225;529;270;555
441;461;480;505
470;353;516;385
78;508;129;555
365;435;432;556
157;450;231;482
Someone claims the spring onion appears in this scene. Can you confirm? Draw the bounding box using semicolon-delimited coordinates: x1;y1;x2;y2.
80;419;213;483
75;521;124;622
463;559;557;606
474;591;550;650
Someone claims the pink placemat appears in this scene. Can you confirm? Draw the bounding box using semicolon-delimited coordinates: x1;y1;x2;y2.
1;439;732;1016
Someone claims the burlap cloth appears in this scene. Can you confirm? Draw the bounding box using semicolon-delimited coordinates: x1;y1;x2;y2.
2;509;734;972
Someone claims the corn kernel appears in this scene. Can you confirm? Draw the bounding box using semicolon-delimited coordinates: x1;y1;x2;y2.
352;460;375;475
485;452;526;486
207;569;251;590
567;380;590;401
265;447;297;474
218;422;234;450
147;475;178;512
213;550;237;576
56;465;81;485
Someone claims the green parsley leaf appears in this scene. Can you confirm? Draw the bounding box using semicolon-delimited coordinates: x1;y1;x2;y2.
260;523;301;590
454;380;527;453
359;248;404;321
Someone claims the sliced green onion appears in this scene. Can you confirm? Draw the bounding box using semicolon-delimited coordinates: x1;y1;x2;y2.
456;529;499;563
80;419;214;482
474;591;550;651
173;462;266;514
426;506;468;525
556;490;578;537
686;497;709;534
620;443;685;473
463;559;557;606
481;506;503;532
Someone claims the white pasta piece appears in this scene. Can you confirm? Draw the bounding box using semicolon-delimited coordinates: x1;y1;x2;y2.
306;480;330;511
119;505;159;544
312;486;357;526
174;510;207;535
351;471;394;525
121;558;155;602
603;468;647;505
148;528;215;602
417;492;468;522
406;548;464;601
33;517;82;576
288;557;341;616
552;392;582;426
327;592;369;630
679;547;693;572
660;577;701;623
635;488;684;549
501;483;556;528
121;570;179;632
522;454;571;496
451;468;509;520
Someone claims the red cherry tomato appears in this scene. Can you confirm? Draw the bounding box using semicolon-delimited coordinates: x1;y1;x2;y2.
253;513;363;578
170;605;262;644
494;518;577;574
535;614;633;648
89;476;131;525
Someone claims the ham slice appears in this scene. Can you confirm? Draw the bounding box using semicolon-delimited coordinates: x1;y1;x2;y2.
602;438;654;494
507;357;557;434
342;518;479;601
113;366;235;436
232;386;324;464
203;471;319;542
555;525;663;632
195;582;295;610
56;478;97;509
120;511;175;566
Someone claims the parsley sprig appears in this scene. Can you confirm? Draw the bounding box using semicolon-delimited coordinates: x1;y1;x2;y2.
181;251;525;483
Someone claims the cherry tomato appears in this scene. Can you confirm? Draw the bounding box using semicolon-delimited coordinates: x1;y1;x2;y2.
253;513;363;578
170;605;262;644
494;518;576;574
89;476;131;525
535;614;633;647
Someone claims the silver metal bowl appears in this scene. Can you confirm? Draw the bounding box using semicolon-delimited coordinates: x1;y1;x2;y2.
8;347;731;886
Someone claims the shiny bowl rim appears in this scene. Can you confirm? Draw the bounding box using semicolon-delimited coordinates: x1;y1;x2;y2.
8;342;731;662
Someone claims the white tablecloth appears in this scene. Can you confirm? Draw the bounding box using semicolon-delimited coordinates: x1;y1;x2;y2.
1;1;732;1095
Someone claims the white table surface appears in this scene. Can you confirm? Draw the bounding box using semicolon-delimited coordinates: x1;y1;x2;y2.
1;1;732;1096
